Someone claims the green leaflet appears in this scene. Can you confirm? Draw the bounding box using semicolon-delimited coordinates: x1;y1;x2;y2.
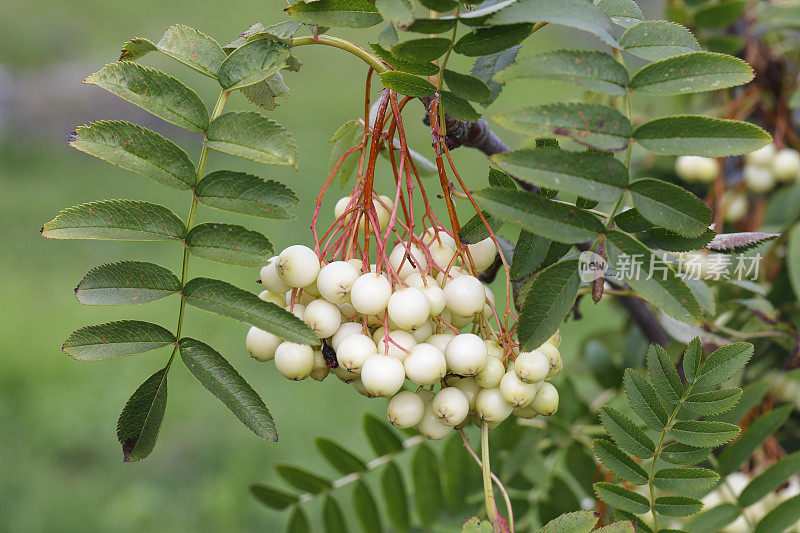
117;364;170;462
218;35;292;90
620;20;700;61
185;223;273;267
633;115;771;157
285;0;383;28
63;320;175;360
120;24;226;78
629;52;753;95
74;261;181;305
194;170;299;220
205;112;297;167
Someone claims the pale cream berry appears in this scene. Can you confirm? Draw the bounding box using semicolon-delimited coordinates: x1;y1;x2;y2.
475;387;513;423
531;382;559;415
410;320;433;343
444;275;486;317
310;350;330;382
316;261;360;304
744;165;775;193
246;326;282;362
334;196;354;220
475;357;505;388
485;339;504;359
405;273;446;315
286;303;306;321
350;273;392;315
376;330;417;361
285;289;314;307
444;310;474;329
387;391;425;429
274;342;315;380
432;387;470;427
337;302;357;319
427;333;455;353
513;405;539;419
260;259;291;294
302;280;321;297
332;365;359;383
675;155;718;183
499;371;538;407
258;290;286;307
445;333;488;376
436;265;467;287
515;350;550;383
547;330;562;348
276;245;321;288
772;148;800;182
422;226;456;249
418;404;453;440
389;243;428;279
351;379;377;398
337;334;377;374
468;237;497;271
450;376;481;410
403;343;446;385
429;243;457;272
331;322;363;351
745;143;775;167
360;354;406;397
721;192;748;223
304;299;342;339
387;287;430;330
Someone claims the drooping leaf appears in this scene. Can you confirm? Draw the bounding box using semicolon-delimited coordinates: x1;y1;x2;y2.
285;0;383;28
381;462;410;533
653;496;703;517
694;342;753;388
510;231;551;280
669;420;740;448
628;178;711;237
594;482;650;514
223;21;302;51
646;344;683;404
537;510;599;532
652;468;720;494
119;24;226;78
323;496;348;533
683;503;739;533
629;52;753;95
206;112;297;167
739;451;800;507
352;480;383;533
185;223;273;267
363;413;403;456
633;116;771;157
494;103;632;152
316;437;368;475
411;445;443;524
68;121;196;190
496;49;629;95
718;405;792;476
241;73;292;111
178;337;278;441
599;405;656;459
85;63;210;132
453;23;534;57
684;388;743;416
754;495;800;533
470;46;521;106
182;277;317;344
74;261;181;305
624;369;668;431
379;71;436;97
195;170;299;219
249;484;298;509
63;320;175;361
597;0;644;28
276;464;332;493
328;119;363;186
660;443;711;466
517;260;581;350
443;69;491;103
218;35;292;90
593;439;649;484
620;21;700;61
706;232;780;253
392;37;451;62
116;364;169;462
439;91;481;121
41;200;186;241
370;44;440;76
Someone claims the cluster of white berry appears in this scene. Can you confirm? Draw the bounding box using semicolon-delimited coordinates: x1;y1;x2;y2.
244;199;563;439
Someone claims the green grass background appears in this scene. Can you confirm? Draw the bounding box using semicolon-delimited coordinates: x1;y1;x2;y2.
0;1;631;530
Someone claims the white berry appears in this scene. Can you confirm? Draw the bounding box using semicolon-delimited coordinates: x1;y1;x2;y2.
276;245;320;288
429;243;457;272
744;164;775;193
444;275;486;317
418;404;453;440
746;143;775;167
427;333;454;354
422;227;456;249
410;320;433;342
475;387;513;423
531;382;559;415
350;273;392;315
286;303;306;320
405;273;447;315
316;261;360;304
304;299;342;339
260;259;291;294
515;350;550;383
436;265;467;287
445;333;488;376
432;387;470;427
337;334;377;373
513;405;539;419
387;287;431;330
475;357;505;388
258;290;286;307
274;342;314;380
310;350;330;382
332;365;359;383
246;326;282;362
403;343;447;385
721;192;748;223
468;237;497;271
772;148;800;182
675;155;718;183
485;339;504;359
451;376;481;410
499;371;538;407
387;391;425;429
331;322;364;351
360;354;406;397
389;243;428;279
376;330;417;361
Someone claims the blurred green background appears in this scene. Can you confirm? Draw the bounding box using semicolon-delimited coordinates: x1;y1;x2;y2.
0;1;639;530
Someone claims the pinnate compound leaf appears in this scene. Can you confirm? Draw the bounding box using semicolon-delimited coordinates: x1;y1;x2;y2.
593;439;648;485
684;388;743;416
660;443;711;465
195;170;298;219
218;36;291;90
63;321;175;360
178;337;277;441
633;116;771;157
537;510;599;532
694;342;753;388
494;103;632;152
628;178;712;237
316;437;367;475
323;496;348;533
669;420;740;448
491;147;628;203
182;277;317;344
624;369;668;431
496;49;629;95
653;468;720;493
646;344;683;404
41;200;185;241
453;23;533;57
594;482;650;514
443;69;491;103
379;71;436;97
352;480;383;532
754;496;800;533
363;413;403;455
718;405;792;476
684;503;739;532
517;260;581;350
473;188;604;243
439;91;481;121
412;445;443;524
276;465;331;493
620;21;700;61
286;0;382;28
381;462;410;532
75;261;181;305
206;112;297;167
654;496;703;517
85;63;209;132
68;121;196;190
370;44;439;76
739;451;800;507
249;484;298;509
597;0;644;28
120;24;226;78
117;365;169;462
185;223;273;267
599;405;655;459
630;52;753;95
470;46;522;106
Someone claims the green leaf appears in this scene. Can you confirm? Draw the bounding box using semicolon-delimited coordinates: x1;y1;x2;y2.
653;468;719;493
286;0;383;28
328;119;363;186
510;231;551;280
694;1;746;29
392;37;451;62
63;321;175;361
599;405;655;459
116;365;169;462
660;443;711;465
614;511;653;533
453;23;533;57
379;71;436;97
316;437;367;475
605;230;702;323
443;433;475;513
363;413;403;456
654;496;703;517
323;496;348;533
473;188;604;243
287;508;310;533
440;91;481;121
683;503;739;533
276;464;331;493
594;482;650;514
223;21;302;51
376;0;413;25
755;495;800;533
185;223;272;267
646;228;716;252
381;462;410;532
694;342;753;388
620;21;700;61
195;170;298;219
74;261;181;305
596;523;637;533
684;388;743;416
411;445;442;524
597;0;644;28
629;52;753;95
646;344;683;404
494;103;632;152
470;46;521;106
418;0;457;11
370;44;439;76
492;148;627;203
443;69;491;103
68;121;196;190
718;405;792;476
517;260;580;350
406;18;456;33
85;63;209;132
624;369;668;431
496;49;629;95
488;0;620;48
537;510;599;532
352;480;383;532
120;24;226;78
178;337;277;441
218;36;291;90
241;73;291;111
709;379;769;424
683;338;702;384
739;451;800;507
633;116;771;157
669;420;740;448
182;277;317;344
628;179;711;237
206;112;297;167
615;208;654;233
41;200;185;241
593;439;648;485
249;484;298;509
